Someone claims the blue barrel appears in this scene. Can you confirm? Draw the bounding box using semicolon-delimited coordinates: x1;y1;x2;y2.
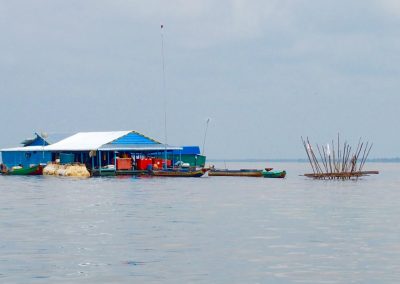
60;153;75;165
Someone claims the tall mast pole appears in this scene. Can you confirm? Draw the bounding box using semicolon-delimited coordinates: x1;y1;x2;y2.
202;118;210;156
161;24;168;169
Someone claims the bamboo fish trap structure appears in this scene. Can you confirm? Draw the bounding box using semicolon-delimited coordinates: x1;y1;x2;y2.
301;135;379;180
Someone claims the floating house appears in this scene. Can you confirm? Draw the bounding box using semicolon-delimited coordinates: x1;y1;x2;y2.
1;133;52;168
1;131;206;175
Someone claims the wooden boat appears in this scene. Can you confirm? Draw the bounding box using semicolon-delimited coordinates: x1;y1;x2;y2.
207;167;275;177
5;164;43;176
151;168;206;177
209;169;263;177
262;170;286;178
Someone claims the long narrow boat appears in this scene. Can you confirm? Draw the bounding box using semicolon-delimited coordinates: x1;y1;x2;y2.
209;169;263;177
5;164;43;176
151;168;206;177
208;167;274;177
262;170;286;178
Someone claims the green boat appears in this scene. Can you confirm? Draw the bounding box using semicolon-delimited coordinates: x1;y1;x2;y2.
262;170;286;178
5;165;43;176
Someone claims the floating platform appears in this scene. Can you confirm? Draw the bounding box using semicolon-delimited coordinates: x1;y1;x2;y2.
91;169;148;177
304;171;379;179
301;135;379;181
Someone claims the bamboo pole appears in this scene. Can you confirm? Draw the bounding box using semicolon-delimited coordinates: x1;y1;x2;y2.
358;142;369;172
332;139;337;173
321;145;329;174
301;137;316;174
307;137;323;174
359;143;373;172
317;144;328;173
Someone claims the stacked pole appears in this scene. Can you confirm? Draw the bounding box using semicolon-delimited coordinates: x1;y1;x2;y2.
301;135;378;180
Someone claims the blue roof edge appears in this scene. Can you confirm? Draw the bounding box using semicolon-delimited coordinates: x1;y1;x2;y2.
171;146;201;155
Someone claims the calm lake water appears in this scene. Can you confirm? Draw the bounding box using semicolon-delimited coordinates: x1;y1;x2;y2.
0;162;399;283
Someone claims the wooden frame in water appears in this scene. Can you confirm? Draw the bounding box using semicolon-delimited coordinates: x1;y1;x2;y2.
301;134;379;180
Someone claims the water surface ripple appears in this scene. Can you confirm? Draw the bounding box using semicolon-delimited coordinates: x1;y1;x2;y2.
0;162;399;283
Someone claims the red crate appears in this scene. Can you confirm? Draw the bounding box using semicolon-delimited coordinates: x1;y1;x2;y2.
136;158;152;170
116;158;132;170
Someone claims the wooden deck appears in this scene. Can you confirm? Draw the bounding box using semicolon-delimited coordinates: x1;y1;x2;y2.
91;169;148;176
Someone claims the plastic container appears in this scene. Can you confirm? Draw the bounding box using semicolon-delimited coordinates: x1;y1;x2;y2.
116;158;132;170
60;153;75;165
136;158;152;170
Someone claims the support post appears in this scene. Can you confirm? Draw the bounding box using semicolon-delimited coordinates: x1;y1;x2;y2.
114;151;117;173
98;150;102;174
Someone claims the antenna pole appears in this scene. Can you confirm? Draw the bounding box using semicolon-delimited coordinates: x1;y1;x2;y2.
161;24;168;169
202;118;210;155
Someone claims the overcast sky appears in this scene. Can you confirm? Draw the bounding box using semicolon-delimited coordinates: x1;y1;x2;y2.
0;0;399;159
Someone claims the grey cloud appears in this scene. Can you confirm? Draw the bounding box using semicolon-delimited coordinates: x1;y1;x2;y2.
0;1;399;159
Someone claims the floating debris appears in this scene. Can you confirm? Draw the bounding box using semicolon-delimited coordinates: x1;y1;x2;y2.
301;134;379;180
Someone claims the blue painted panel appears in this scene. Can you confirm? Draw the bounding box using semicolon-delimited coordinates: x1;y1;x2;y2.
29;137;49;146
60;153;75;164
171;146;200;155
111;132;158;145
1;151;52;168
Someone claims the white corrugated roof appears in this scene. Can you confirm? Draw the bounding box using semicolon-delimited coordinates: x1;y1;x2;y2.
2;131;132;152
0;131;184;152
44;131;131;151
1;146;47;152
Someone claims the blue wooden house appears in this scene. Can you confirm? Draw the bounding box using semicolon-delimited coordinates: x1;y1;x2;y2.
1;130;206;174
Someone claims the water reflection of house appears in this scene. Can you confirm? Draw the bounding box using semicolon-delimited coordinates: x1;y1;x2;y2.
0;131;206;175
